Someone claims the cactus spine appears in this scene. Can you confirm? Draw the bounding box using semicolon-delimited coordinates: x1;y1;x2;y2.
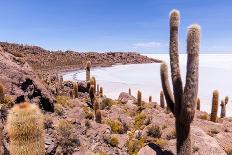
197;98;200;111
0;83;4;103
95;109;102;123
160;91;165;108
6;102;45;155
100;87;103;97
220;100;226;118
73;83;78;98
86;61;91;82
210;90;219;122
137;90;142;106
160;10;200;155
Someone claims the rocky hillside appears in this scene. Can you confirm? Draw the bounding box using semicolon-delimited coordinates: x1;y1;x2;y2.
34;91;232;155
0;47;54;112
0;42;161;73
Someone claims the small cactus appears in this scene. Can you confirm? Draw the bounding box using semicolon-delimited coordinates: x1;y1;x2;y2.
94;100;99;112
160;91;165;108
0;83;4;103
97;84;100;95
70;90;74;98
95;109;102;123
87;81;91;91
225;96;229;105
210;90;219;122
90;76;96;93
73;83;78;98
197;98;200;111
149;96;152;103
89;85;95;103
137;91;142;106
86;61;91;82
6;102;45;155
220;100;226;118
100;87;103;97
129;88;131;95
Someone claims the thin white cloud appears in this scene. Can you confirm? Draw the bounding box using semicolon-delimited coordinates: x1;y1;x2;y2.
133;41;167;49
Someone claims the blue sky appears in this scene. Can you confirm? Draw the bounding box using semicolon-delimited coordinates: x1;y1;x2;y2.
0;0;231;53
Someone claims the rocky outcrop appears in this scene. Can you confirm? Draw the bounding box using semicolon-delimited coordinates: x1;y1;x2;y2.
0;49;54;111
0;42;161;72
118;92;136;104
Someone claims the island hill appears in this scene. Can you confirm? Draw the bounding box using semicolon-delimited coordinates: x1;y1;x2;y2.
0;10;232;155
0;42;160;73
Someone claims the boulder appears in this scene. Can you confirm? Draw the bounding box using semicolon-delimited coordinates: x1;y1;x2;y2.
192;126;227;155
118;92;136;104
138;145;157;155
0;50;54;111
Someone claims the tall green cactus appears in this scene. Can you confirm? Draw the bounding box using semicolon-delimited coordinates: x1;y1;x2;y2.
160;9;200;155
210;90;219;122
137;90;142;106
129;88;131;95
220;100;226;118
86;61;91;82
160;91;165;108
6;102;45;155
197;98;200;111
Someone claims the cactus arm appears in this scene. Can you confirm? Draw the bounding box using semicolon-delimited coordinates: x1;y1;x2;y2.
160;63;175;114
169;9;183;110
181;24;200;123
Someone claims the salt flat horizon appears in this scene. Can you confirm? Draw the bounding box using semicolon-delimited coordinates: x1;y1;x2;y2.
63;54;232;117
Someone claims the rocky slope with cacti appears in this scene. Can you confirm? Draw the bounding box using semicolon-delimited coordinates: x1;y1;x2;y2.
1;9;232;155
0;42;161;73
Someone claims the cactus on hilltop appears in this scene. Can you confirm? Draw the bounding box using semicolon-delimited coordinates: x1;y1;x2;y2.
160;9;200;155
129;88;131;95
6;102;45;155
97;84;100;95
90;76;96;93
86;61;91;82
100;87;103;97
160;91;165;108
220;100;226;118
95;109;102;123
225;96;229;105
210;90;219;122
73;83;78;98
89;85;95;103
149;96;152;103
196;98;200;111
137;91;142;106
